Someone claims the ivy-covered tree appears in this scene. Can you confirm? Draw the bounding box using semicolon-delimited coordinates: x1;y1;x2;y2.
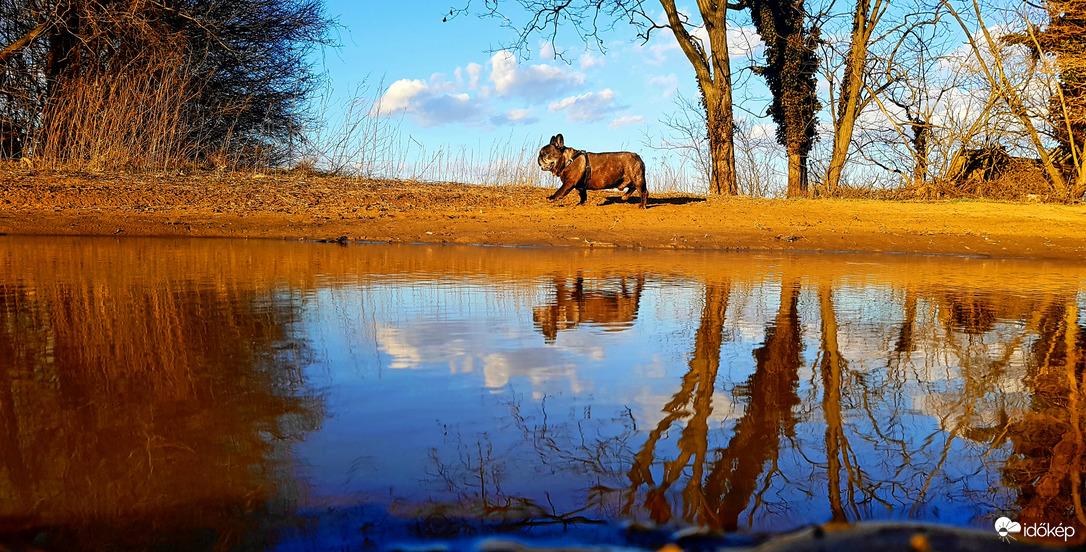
748;0;821;197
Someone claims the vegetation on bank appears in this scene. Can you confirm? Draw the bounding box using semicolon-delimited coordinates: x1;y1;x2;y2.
1;1;1085;202
468;0;1086;201
0;0;332;170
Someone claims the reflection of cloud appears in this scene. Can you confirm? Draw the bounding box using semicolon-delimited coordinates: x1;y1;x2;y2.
482;350;585;398
627;382;739;429
374;321;592;397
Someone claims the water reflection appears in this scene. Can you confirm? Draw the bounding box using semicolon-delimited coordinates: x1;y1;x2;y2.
0;238;320;550
1;237;1085;549
1008;298;1086;530
532;273;644;342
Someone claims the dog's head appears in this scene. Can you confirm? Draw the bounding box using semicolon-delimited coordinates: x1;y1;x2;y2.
538;134;567;174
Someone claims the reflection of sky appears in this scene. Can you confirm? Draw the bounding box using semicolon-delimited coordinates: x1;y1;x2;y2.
289;260;1072;542
294;280;703;505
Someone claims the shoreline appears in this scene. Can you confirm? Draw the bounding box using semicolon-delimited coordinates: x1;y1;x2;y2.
2;170;1086;261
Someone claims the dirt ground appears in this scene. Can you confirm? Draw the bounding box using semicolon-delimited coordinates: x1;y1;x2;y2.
2;168;1086;260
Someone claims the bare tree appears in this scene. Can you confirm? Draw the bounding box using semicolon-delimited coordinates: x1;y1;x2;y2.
833;1;957;188
1006;0;1086;198
734;116;779;196
458;0;742;195
648;90;713;191
822;0;891;192
942;0;1081;198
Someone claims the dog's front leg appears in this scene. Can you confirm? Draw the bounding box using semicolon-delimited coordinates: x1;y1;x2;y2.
549;177;577;201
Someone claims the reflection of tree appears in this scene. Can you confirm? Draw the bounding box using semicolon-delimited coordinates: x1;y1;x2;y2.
0;277;320;550
939;292;997;335
624;280;731;526
626;279;803;531
702;281;802;531
422;395;637;539
820;285;857;523
532;273;644;342
1004;298;1086;532
894;289;917;358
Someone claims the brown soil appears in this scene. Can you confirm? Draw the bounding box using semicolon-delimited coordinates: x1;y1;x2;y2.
2;168;1086;260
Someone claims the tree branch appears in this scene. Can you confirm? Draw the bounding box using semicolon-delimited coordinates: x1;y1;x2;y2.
0;19;49;65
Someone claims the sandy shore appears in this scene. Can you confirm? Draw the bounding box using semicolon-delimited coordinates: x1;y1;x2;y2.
2;169;1085;260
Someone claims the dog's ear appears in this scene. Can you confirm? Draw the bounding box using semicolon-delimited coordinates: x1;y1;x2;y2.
551;134;564;148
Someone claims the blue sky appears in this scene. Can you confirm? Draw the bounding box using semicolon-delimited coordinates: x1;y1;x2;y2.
309;1;1026;193
313;1;769;185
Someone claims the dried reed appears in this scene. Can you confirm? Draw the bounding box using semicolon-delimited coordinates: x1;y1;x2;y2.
31;55;199;171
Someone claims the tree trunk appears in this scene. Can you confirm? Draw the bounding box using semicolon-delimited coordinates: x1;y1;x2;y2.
911;118;929;186
787;150;808;197
824;43;866;191
819;285;849;523
749;0;820;199
659;0;738;196
705;89;738;195
824;0;878;192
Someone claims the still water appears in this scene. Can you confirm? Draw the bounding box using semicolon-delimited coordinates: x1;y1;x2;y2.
1;236;1085;550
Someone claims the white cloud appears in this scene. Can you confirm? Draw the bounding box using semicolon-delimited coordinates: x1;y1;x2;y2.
539;40;556;59
490;50;585;100
638;25;764;65
549;89;621;122
371;49;591;128
491;108;539;126
609;115;644;129
727;26;764;59
373;77;485;127
649;74;680;98
579;51;604;69
466;62;482;90
750;123;775;140
374;78;428;112
505;108;534;121
491;51;520;94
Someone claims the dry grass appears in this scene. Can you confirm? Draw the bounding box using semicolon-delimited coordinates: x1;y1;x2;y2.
31;56;202;172
817;173;1069;202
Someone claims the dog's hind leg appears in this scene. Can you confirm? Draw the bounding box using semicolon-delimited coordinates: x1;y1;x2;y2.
635;165;648;209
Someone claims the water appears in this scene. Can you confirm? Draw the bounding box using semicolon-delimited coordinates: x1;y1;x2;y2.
0;236;1084;550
